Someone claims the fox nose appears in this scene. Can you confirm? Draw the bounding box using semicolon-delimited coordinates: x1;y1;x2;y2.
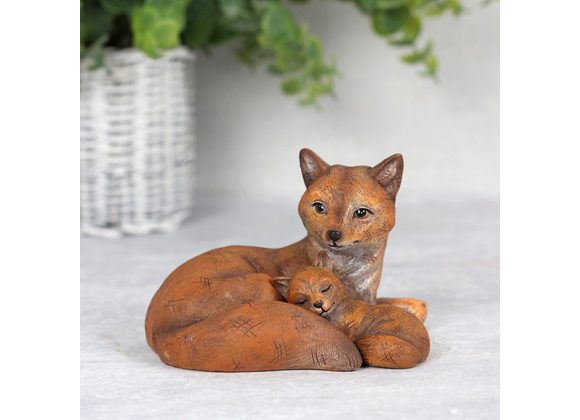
313;300;324;309
328;230;342;242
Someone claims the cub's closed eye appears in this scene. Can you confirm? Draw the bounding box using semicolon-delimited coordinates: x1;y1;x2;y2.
293;296;308;304
354;208;372;219
321;285;331;293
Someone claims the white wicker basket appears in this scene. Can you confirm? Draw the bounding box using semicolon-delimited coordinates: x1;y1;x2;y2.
80;47;196;237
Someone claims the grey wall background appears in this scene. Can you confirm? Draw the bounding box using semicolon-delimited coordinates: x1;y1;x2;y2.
196;1;499;199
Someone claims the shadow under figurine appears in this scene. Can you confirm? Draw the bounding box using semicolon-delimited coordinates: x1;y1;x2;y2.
272;257;430;369
145;149;429;372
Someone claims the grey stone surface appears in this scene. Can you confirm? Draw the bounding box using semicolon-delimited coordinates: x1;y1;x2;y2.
81;193;499;419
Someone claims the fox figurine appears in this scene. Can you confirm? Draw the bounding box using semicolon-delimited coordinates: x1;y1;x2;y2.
145;149;428;372
272;262;430;369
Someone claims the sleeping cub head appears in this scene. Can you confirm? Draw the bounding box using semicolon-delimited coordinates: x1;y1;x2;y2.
273;265;346;318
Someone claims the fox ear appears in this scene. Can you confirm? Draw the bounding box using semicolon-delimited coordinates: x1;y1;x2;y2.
370;154;404;201
272;276;291;300
299;148;329;188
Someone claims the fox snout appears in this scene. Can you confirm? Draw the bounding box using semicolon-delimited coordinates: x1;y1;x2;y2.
309;298;333;316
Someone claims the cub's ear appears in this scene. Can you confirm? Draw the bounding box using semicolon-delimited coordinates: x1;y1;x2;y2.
370;153;404;201
299;148;329;188
272;276;291;300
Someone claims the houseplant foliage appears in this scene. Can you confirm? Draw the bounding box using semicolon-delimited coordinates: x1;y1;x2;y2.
80;0;464;105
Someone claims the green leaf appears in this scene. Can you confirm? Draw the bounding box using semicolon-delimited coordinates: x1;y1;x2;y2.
299;81;333;106
374;0;411;11
267;62;286;75
130;0;189;57
422;54;438;77
305;37;322;60
153;19;181;48
146;0;189;27
372;7;410;35
250;0;270;13
260;3;300;44
139;32;161;57
99;0;140;15
226;18;260;33
448;0;464;15
356;0;375;13
388;15;421;46
132;6;158;32
82;34;109;69
218;0;246;20
256;3;336;105
401;41;432;63
209;22;236;44
419;0;464;17
81;3;113;45
237;37;269;66
184;0;216;48
282;78;304;95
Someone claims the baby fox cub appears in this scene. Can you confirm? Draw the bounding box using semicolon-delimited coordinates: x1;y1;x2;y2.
273;265;430;369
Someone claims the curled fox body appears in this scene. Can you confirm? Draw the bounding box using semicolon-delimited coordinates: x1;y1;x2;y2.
145;149;428;372
273;265;430;369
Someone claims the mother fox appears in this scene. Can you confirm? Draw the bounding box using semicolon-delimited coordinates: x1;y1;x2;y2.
145;149;428;372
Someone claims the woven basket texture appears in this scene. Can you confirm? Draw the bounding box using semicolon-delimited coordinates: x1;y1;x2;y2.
81;47;196;237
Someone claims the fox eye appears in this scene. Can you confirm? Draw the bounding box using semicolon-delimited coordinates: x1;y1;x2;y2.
320;284;331;293
313;202;326;214
354;208;372;219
